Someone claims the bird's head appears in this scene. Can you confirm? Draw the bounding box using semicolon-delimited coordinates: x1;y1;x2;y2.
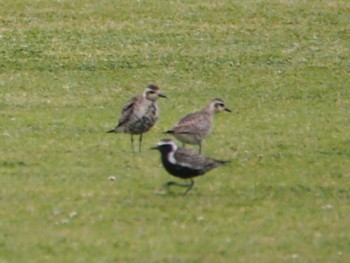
144;84;167;102
151;139;178;154
209;98;231;113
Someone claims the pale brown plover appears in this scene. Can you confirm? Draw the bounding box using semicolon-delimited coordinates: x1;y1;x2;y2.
107;84;167;153
165;98;231;154
151;139;229;194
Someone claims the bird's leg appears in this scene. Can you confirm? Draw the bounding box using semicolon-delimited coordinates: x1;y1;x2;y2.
164;181;176;189
130;135;135;154
183;179;194;195
164;179;195;195
182;143;186;148
198;142;202;154
139;134;143;154
164;181;186;188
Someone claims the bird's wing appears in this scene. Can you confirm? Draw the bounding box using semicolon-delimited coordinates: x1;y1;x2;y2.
172;111;210;134
117;96;139;127
174;148;218;171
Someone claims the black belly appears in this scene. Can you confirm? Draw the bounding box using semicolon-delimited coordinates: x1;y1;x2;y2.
161;157;204;179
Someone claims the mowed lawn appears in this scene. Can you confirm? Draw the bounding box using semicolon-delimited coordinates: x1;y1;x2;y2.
1;0;349;262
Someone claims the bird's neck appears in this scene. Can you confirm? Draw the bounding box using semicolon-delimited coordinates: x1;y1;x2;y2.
203;105;216;115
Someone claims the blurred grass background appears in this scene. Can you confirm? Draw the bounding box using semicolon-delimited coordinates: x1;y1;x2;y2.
0;0;349;262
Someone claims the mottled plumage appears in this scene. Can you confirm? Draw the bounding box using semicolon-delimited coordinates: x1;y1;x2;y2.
107;84;166;153
165;98;231;153
151;139;229;194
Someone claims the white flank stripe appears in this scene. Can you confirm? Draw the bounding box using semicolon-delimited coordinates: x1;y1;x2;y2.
168;151;177;164
168;152;194;169
178;161;196;169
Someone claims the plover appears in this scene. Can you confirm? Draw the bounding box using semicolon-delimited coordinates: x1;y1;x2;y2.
165;98;231;154
151;139;229;194
107;84;167;153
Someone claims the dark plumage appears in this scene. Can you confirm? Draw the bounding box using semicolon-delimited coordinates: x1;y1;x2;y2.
151;139;229;194
107;84;166;153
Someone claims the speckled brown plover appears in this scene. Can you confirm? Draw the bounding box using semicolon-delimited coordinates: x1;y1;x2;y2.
107;84;167;153
165;98;231;154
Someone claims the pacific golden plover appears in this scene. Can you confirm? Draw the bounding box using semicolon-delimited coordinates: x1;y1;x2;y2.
107;84;167;153
151;139;229;194
165;98;231;154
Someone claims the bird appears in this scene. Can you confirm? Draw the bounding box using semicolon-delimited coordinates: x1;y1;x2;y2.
151;139;229;194
165;98;231;154
107;84;167;153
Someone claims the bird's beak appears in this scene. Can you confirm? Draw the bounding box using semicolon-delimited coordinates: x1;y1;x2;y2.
225;108;232;112
158;93;167;99
150;146;159;150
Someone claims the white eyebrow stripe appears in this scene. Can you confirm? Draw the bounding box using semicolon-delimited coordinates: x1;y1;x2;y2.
157;141;178;149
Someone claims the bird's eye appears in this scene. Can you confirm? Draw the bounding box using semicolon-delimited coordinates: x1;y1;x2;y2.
217;103;224;107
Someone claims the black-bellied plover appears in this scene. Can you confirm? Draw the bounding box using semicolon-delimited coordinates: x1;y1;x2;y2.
151;139;229;194
107;84;167;153
165;98;231;154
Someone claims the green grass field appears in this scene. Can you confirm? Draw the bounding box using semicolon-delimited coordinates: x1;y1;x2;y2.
1;0;349;262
